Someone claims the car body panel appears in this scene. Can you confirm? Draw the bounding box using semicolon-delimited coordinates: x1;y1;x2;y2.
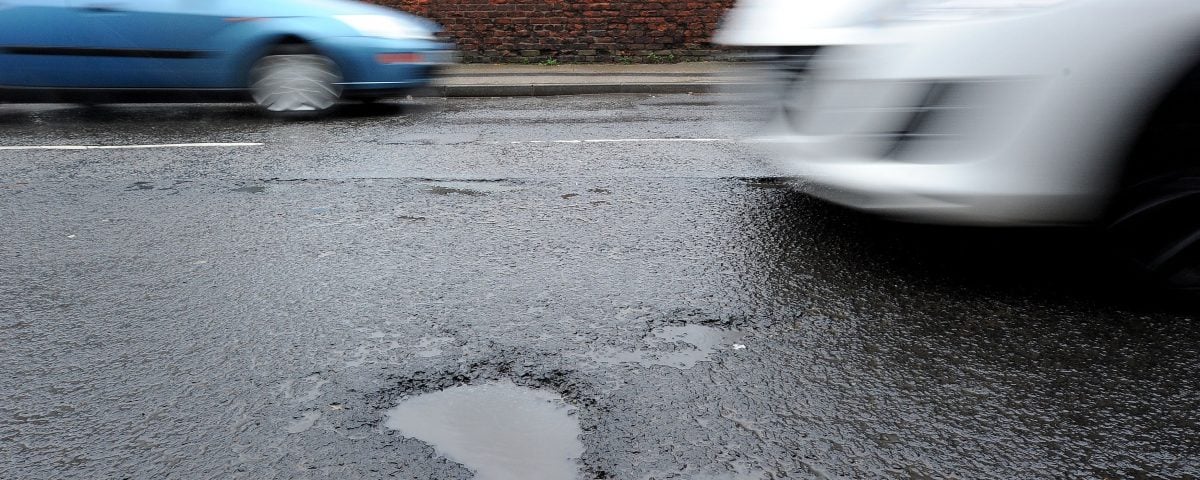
725;0;1200;225
0;1;94;86
0;0;452;97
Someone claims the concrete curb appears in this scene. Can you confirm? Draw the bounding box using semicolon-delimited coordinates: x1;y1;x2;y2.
432;82;763;97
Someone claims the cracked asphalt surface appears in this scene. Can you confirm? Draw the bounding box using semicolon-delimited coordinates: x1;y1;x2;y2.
2;95;1199;479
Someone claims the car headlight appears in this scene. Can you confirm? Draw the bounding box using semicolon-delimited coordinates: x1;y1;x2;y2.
888;0;1071;22
335;15;435;40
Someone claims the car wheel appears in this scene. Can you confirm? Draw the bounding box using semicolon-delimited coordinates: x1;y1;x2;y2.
249;49;343;114
1106;169;1200;289
1104;67;1200;290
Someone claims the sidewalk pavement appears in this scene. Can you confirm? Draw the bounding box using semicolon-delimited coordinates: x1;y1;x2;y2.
429;62;764;97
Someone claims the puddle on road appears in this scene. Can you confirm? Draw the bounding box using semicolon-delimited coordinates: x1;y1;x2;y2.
230;185;267;194
588;324;746;369
384;381;584;480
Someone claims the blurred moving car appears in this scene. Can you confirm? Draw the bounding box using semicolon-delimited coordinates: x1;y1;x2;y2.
718;0;1200;287
0;0;455;113
713;0;899;51
713;0;902;123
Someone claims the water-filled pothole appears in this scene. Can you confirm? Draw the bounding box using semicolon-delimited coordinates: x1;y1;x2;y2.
383;380;585;480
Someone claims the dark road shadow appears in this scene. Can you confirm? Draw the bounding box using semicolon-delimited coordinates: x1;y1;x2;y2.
0;99;443;126
739;178;1197;314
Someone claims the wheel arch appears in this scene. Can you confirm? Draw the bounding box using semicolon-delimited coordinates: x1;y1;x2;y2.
1107;41;1200;196
229;32;334;88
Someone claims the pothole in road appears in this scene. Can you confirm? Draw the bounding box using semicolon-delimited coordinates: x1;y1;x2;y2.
125;180;190;194
587;324;747;369
363;350;607;478
743;177;791;189
384;133;480;145
421;180;522;197
230;185;267;194
383;380;585;480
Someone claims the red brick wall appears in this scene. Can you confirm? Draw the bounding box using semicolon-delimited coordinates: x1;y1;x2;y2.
368;0;736;63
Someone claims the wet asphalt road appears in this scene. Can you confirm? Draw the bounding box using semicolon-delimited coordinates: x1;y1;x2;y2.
1;95;1199;479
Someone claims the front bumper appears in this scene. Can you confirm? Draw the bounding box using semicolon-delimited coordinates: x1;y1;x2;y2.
754;7;1139;226
756;136;1102;225
316;36;456;94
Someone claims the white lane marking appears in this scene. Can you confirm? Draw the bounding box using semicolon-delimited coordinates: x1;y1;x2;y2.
508;138;734;145
0;142;263;151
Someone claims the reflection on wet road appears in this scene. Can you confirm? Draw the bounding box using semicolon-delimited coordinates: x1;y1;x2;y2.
0;96;1197;479
385;381;584;480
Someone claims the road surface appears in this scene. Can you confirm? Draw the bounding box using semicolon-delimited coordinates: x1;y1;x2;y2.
1;96;1198;479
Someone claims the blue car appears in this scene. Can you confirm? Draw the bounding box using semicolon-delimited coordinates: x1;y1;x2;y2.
0;0;455;113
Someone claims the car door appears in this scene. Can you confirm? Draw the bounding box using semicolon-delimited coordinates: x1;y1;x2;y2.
0;0;95;87
67;0;231;88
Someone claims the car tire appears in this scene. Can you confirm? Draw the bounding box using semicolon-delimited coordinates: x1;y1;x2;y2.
1104;65;1200;290
1105;169;1200;290
248;46;343;115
